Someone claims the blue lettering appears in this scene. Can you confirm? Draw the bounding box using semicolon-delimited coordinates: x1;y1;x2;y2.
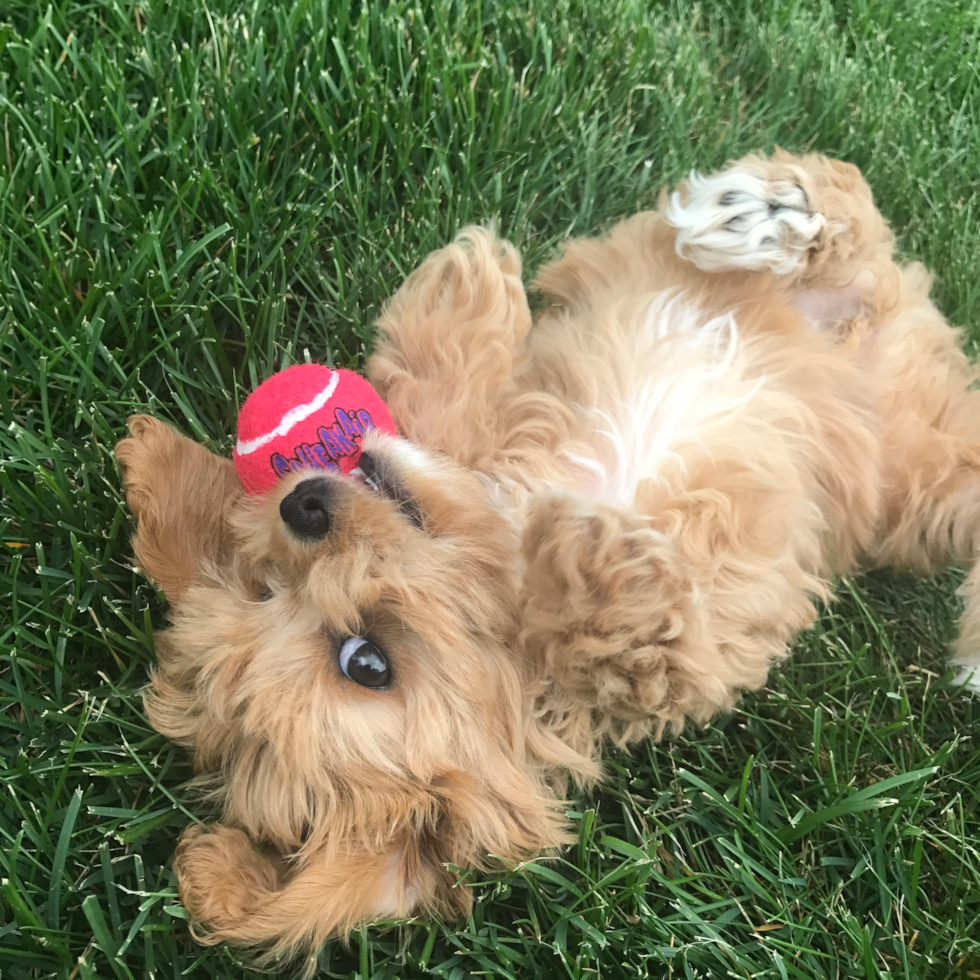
336;408;363;440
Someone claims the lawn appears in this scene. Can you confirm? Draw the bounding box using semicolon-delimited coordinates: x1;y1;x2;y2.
2;0;980;977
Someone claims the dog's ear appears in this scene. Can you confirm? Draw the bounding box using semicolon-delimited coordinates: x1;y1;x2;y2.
116;415;242;601
174;823;406;961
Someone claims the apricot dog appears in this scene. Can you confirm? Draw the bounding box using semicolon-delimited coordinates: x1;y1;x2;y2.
117;151;980;965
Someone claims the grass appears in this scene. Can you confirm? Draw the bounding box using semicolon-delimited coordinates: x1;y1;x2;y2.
1;0;980;976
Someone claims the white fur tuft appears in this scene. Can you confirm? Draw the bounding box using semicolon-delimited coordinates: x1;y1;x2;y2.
666;169;826;275
566;295;766;507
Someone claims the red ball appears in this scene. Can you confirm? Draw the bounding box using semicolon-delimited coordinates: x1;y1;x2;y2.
233;364;397;495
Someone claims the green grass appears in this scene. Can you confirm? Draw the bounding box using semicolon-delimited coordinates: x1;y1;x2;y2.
2;0;980;977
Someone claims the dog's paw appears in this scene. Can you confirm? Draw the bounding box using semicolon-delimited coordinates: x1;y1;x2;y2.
667;167;827;275
519;490;722;736
389;226;525;322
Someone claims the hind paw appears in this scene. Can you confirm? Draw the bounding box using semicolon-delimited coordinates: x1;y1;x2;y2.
667;167;827;275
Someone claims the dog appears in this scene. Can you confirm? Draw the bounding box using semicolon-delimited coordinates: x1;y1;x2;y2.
116;150;980;966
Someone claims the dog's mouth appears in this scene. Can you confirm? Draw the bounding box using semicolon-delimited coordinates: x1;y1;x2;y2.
351;450;386;494
350;450;424;528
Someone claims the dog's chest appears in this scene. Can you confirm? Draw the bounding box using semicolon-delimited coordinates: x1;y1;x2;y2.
561;298;770;508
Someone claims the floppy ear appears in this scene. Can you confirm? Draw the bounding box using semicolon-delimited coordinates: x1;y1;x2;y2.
116;415;242;601
175;823;448;965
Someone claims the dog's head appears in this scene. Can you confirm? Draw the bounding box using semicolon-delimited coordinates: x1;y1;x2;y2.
116;415;575;959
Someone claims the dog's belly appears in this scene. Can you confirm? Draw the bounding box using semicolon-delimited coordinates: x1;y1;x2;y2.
522;286;880;582
556;293;774;509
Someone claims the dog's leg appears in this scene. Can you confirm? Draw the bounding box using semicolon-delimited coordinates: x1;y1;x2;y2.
675;154;980;689
867;303;980;691
520;482;825;759
368;227;533;467
666;151;904;329
520;489;719;753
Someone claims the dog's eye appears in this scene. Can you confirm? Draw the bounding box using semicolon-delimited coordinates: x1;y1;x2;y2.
338;636;390;689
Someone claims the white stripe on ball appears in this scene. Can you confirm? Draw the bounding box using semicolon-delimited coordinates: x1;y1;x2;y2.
235;371;340;456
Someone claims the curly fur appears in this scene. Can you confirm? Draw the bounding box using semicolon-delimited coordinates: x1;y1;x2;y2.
116;150;980;968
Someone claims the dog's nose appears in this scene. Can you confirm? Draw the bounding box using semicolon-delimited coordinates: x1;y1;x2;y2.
280;478;332;541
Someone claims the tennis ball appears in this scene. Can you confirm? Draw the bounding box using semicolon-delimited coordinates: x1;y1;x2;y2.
232;363;396;495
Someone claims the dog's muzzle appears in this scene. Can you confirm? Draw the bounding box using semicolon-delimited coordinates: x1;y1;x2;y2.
280;478;332;541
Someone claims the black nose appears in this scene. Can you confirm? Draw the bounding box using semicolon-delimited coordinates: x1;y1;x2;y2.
280;478;332;541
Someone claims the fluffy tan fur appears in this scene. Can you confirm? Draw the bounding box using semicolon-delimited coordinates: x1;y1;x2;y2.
116;150;980;967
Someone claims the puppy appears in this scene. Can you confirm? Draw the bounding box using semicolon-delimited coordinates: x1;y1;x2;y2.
116;150;980;965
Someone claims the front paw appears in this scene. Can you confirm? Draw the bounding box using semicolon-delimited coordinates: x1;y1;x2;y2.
520;490;715;733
